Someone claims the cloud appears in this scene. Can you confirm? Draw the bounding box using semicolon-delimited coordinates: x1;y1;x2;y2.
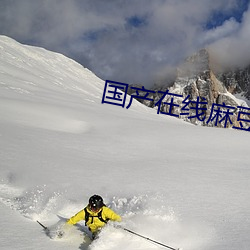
209;3;250;69
0;0;249;86
200;18;240;45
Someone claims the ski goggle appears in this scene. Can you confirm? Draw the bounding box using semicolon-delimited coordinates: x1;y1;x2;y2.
90;204;101;211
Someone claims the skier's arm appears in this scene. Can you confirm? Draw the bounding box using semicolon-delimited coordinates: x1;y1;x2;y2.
67;209;85;225
104;207;122;222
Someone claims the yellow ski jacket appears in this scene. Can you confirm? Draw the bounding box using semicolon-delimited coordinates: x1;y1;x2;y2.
67;206;121;233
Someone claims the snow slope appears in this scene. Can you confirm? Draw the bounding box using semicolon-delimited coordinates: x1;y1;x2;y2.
0;35;249;250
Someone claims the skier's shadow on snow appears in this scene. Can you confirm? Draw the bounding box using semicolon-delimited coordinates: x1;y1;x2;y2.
74;224;93;250
79;239;91;250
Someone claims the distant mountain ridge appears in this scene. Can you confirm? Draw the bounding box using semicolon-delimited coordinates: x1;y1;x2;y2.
217;65;250;100
130;48;250;129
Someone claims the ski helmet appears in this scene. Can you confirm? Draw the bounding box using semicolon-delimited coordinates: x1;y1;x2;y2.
89;195;104;210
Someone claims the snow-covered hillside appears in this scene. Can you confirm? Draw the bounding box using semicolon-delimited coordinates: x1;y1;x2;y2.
0;36;249;250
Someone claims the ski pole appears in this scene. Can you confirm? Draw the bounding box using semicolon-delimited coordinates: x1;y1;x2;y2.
37;220;48;231
122;227;180;250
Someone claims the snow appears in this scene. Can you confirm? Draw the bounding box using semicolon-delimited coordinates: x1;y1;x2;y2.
0;35;250;250
233;93;250;107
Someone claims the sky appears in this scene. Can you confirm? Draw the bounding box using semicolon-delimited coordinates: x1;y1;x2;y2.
0;0;249;87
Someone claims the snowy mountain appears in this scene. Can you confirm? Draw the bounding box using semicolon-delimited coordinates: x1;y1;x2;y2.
217;65;250;100
169;49;250;128
0;36;250;250
134;49;250;130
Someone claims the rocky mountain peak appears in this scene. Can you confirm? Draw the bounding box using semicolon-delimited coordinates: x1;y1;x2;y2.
174;48;227;105
217;66;250;99
170;49;250;129
131;48;250;130
177;48;210;78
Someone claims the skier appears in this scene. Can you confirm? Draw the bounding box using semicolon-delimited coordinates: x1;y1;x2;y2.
66;194;121;239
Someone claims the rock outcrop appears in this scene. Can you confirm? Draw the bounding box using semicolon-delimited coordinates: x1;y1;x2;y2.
130;49;250;130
